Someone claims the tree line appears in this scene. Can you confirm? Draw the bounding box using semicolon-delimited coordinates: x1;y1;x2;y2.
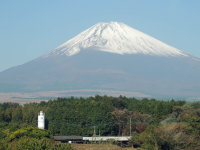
0;96;185;136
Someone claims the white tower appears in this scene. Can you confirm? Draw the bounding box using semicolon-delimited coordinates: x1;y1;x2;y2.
38;111;45;129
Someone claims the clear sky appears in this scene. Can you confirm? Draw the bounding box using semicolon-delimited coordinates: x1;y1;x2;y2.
0;0;200;72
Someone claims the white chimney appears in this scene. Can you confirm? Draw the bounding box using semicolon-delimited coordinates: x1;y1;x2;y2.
38;111;45;129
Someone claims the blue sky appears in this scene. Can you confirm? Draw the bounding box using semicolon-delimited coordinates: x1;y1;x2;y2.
0;0;200;72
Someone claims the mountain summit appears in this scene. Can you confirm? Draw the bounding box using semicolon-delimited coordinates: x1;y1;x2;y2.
45;22;187;57
0;22;200;100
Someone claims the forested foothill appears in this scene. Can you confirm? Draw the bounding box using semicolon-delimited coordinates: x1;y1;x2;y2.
0;96;199;150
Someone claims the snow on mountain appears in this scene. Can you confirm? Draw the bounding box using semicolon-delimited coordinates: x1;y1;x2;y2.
45;22;188;57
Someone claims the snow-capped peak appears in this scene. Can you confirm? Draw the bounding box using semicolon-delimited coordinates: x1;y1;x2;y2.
45;21;188;57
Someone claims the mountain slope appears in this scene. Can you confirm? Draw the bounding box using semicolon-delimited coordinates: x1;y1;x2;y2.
0;22;200;99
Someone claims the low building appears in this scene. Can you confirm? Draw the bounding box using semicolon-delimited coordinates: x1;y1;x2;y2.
54;136;83;143
83;136;131;142
54;136;131;144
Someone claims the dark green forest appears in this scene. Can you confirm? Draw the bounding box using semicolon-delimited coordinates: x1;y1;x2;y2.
0;96;200;149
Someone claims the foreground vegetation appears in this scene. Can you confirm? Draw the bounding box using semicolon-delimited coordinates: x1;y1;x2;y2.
0;96;199;149
0;126;72;150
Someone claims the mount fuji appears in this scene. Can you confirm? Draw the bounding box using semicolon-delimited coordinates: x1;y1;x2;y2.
0;22;200;99
45;22;187;57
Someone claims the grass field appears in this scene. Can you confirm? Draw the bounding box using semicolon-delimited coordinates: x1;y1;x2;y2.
72;144;139;150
